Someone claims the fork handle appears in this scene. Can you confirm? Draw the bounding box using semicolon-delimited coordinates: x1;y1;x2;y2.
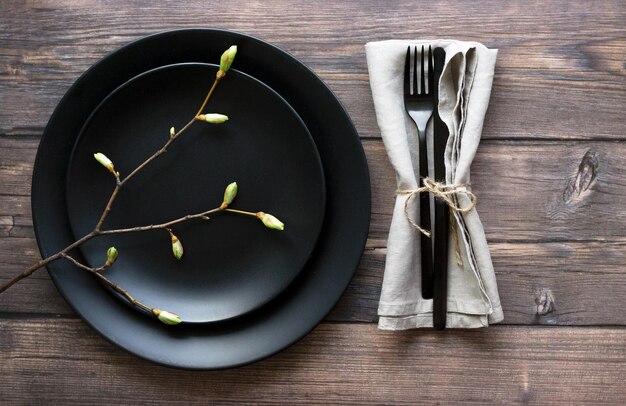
417;126;433;300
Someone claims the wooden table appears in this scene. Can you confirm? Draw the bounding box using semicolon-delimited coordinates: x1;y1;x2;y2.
1;1;625;403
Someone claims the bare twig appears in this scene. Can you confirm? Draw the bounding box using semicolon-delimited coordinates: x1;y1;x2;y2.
99;207;223;235
95;75;222;231
62;253;153;313
0;72;226;297
93;272;153;313
0;231;97;294
60;253;107;273
224;208;258;217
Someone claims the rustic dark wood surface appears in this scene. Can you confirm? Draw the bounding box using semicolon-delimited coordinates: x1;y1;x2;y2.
1;0;625;404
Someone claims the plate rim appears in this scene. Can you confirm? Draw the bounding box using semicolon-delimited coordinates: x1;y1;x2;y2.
32;28;371;370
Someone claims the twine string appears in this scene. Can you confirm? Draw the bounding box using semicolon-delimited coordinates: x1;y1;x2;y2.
396;178;477;266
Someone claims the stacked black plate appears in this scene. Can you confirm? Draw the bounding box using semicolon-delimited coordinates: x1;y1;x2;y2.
33;29;370;369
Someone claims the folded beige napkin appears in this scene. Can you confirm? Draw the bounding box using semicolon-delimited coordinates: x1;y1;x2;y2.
366;39;503;329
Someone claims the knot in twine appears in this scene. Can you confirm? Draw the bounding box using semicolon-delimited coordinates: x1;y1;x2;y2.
396;178;477;266
396;178;476;237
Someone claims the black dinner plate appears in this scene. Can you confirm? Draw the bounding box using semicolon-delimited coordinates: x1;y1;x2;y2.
66;63;326;323
33;28;370;369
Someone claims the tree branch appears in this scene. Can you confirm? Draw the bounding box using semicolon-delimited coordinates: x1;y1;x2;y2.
0;71;226;298
99;208;223;235
60;253;153;313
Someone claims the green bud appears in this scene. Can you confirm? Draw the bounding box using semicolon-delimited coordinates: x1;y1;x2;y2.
172;236;183;260
219;45;237;73
105;246;118;267
169;127;175;137
257;212;285;231
221;182;238;208
153;309;182;325
198;113;229;124
167;228;183;260
94;152;115;174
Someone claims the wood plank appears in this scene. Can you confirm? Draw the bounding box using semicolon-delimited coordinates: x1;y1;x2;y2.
3;138;626;242
367;139;626;242
0;1;625;140
0;320;624;404
2;233;626;325
332;241;626;324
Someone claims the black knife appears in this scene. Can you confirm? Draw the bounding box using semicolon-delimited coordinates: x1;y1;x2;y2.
432;47;449;330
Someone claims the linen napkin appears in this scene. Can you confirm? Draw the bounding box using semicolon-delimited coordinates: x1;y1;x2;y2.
366;40;504;329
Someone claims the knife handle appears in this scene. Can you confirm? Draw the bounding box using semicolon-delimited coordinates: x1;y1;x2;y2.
432;201;449;330
432;47;448;330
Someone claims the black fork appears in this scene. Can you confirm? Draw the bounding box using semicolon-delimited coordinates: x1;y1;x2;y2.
403;45;435;299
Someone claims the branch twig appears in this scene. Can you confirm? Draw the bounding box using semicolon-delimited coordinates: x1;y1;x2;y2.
99;207;223;235
61;253;153;313
0;47;280;326
0;72;224;297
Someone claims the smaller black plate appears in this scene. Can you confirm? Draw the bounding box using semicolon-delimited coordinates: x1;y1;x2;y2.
65;63;325;323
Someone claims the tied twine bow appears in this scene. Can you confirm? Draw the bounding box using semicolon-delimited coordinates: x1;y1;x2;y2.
396;178;477;266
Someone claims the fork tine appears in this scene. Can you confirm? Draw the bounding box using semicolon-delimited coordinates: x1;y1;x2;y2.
411;46;417;95
428;45;433;95
420;45;425;95
404;46;411;96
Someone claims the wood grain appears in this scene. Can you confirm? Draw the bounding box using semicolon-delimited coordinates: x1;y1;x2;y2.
4;138;626;243
332;241;626;324
3;237;626;326
2;139;626;324
0;1;624;140
1;320;625;404
366;140;626;242
1;0;626;403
